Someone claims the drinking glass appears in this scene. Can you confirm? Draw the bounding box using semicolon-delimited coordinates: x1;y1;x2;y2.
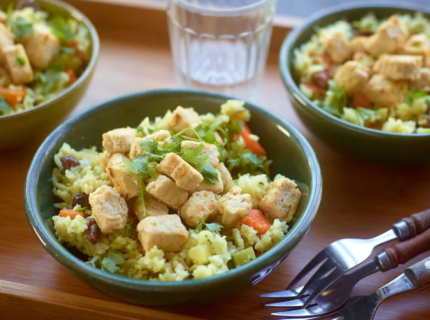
167;0;277;100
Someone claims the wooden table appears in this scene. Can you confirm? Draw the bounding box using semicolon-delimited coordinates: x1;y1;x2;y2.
1;1;429;319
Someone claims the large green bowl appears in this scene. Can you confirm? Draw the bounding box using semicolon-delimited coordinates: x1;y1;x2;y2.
280;3;430;163
0;0;99;150
24;90;322;305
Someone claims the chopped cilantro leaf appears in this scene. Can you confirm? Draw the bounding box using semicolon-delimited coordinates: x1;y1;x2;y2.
0;96;13;115
228;152;263;173
201;164;219;184
74;206;86;212
126;224;136;238
50;16;74;43
11;17;33;40
38;63;65;95
181;144;207;172
405;90;429;105
15;56;25;66
61;46;76;54
195;215;223;233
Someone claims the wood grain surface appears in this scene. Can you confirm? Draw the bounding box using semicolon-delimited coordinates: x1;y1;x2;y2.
0;1;429;319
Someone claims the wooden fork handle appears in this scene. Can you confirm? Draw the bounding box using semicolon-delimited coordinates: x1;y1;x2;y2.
386;228;430;268
404;256;430;291
402;208;430;237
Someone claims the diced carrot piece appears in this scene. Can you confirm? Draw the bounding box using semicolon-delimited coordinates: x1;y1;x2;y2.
65;68;77;86
242;209;272;234
351;93;372;109
240;124;267;156
59;209;84;220
0;86;26;107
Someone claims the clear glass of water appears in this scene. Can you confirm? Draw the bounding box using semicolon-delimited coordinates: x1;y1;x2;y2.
167;0;277;100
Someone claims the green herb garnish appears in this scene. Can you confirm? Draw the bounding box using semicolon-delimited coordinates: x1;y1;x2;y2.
195;215;223;233
181;143;219;184
126;224;136;238
15;56;25;66
405;90;429;105
50;16;74;43
74;206;86;212
0;96;13;115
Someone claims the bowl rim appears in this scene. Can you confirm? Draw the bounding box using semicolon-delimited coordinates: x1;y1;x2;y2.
0;0;100;122
280;1;430;138
24;89;322;291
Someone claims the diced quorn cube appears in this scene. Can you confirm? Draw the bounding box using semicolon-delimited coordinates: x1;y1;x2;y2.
24;24;61;70
363;74;407;108
216;162;232;187
169;106;202;137
129;130;171;159
365;15;408;56
107;153;125;167
3;44;33;85
181;141;220;167
89;185;128;234
180;191;218;227
373;54;423;81
333;61;370;96
321;30;352;63
134;194;169;221
190;169;224;194
146;175;188;210
99;150;111;169
260;177;301;223
106;162;140;201
410;68;430;91
102;127;137;154
157;153;203;191
217;186;252;227
137;214;189;252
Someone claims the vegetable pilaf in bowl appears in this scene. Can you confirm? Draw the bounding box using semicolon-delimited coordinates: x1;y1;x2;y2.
0;0;98;149
280;3;430;163
25;90;322;305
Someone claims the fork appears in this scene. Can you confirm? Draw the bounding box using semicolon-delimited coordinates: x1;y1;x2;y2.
284;209;430;308
272;256;430;320
263;228;430;318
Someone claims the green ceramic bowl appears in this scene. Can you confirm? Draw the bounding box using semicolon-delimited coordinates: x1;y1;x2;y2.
24;89;322;306
280;3;430;164
0;0;99;150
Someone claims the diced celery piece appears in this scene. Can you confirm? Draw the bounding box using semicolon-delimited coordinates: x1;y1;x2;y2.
232;247;256;267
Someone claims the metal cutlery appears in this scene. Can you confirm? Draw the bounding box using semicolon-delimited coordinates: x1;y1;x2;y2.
283;209;430;308
263;227;430;318
272;256;430;320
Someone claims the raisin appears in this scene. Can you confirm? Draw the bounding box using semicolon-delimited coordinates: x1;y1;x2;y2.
85;218;100;244
61;155;80;174
354;30;373;37
312;72;329;90
72;193;90;209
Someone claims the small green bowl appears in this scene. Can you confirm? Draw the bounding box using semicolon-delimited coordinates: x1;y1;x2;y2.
24;89;322;306
280;2;430;164
0;0;99;150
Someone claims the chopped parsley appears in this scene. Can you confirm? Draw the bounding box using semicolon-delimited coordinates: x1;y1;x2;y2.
195;215;223;233
181;143;219;184
37;63;65;94
227;152;263;173
15;56;25;66
0;96;13;115
50;16;74;43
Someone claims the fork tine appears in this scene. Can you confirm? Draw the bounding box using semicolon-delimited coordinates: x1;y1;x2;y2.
297;259;336;298
270;302;335;318
286;250;328;290
272;307;338;319
265;298;305;308
260;286;304;299
301;267;344;308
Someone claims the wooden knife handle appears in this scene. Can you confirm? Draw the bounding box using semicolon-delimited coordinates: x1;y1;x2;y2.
404;256;430;291
385;228;430;268
402;208;430;237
